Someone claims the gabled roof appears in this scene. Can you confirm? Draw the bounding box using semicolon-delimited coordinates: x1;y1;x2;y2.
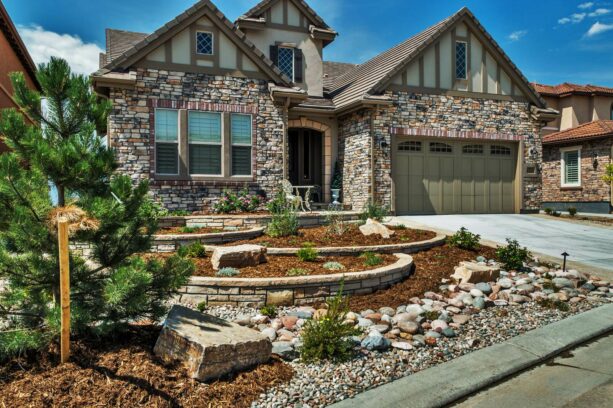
0;1;40;90
544;120;613;145
239;0;332;30
96;0;291;86
329;7;546;110
533;82;613;98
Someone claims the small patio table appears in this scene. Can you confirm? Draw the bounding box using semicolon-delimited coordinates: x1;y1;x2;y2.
292;185;318;212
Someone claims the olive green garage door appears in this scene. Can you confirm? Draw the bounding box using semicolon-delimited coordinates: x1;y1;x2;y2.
393;139;518;215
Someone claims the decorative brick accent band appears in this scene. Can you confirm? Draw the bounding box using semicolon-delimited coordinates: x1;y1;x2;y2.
390;126;524;141
177;254;414;308
148;98;258;114
151;227;265;253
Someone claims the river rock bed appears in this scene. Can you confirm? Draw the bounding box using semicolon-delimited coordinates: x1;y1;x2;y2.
179;260;612;408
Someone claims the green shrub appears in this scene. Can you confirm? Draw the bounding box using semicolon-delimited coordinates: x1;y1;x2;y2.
552;210;561;217
544;208;553;215
170;209;191;216
423;310;440;321
260;305;277;317
394;224;408;230
359;202;389;223
325;207;350;236
287;268;309;277
331;161;343;190
496;239;531;271
361;252;383;267
266;189;289;215
447;227;481;250
323;261;345;271
213;189;261;214
267;208;299;238
568;207;578;217
179;226;200;234
537;298;570;312
300;282;361;362
216;267;240;277
297;243;318;262
177;242;207;258
196;301;207;313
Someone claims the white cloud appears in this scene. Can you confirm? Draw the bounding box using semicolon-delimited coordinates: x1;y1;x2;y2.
578;2;594;9
571;12;587;22
508;30;528;41
17;25;103;75
588;8;611;17
558;17;572;24
586;21;613;36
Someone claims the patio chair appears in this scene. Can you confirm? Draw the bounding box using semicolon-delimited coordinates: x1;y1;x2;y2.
281;180;303;211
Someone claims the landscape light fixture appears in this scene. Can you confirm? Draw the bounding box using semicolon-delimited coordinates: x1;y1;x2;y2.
561;252;569;272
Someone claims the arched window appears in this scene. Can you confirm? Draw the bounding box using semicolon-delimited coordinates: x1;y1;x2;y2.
430;142;453;153
398;141;422;152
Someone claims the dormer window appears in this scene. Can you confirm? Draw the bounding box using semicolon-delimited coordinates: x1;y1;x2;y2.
277;47;295;81
455;41;467;80
196;31;213;55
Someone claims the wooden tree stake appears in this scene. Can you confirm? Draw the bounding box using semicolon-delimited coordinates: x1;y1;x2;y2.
58;219;70;364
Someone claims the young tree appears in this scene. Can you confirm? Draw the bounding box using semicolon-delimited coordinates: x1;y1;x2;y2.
603;163;613;184
0;58;193;357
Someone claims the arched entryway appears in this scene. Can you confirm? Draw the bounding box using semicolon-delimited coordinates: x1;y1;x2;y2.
287;118;333;202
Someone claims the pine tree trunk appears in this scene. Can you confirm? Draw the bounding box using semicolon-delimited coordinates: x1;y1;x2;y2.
57;184;65;207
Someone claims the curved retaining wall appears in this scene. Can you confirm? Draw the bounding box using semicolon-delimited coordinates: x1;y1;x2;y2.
160;211;361;229
177;254;414;308
151;227;264;253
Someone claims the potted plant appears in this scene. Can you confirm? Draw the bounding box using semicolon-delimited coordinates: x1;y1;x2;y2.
331;161;342;205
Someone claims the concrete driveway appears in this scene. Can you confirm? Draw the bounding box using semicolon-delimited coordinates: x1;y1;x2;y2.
391;214;613;276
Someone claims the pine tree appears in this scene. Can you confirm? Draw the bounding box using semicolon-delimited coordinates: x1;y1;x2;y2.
0;58;194;358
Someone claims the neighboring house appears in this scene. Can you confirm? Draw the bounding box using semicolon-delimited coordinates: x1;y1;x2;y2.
533;83;613;136
92;0;557;214
541;121;613;214
0;0;40;152
534;83;613;213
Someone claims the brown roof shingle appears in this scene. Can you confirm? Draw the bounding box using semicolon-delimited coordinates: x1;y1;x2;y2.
105;29;148;65
323;61;358;91
544;120;613;144
533;82;613;97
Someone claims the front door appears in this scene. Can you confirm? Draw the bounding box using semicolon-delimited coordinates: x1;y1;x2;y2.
288;128;323;191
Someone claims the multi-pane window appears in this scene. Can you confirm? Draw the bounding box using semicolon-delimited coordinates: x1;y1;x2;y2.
398;141;422;152
155;109;179;175
490;145;511;156
196;31;213;55
188;112;222;175
277;47;295;81
462;144;484;154
455;41;467;80
562;149;580;187
231;114;252;176
430;142;453;153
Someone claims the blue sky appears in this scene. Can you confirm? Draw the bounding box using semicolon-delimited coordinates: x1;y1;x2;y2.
5;0;613;86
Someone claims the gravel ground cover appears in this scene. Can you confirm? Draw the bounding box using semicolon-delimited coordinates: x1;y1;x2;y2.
185;258;612;408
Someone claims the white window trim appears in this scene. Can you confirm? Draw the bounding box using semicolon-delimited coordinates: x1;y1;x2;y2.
278;46;295;82
230;113;253;177
455;40;468;80
560;145;582;188
188;111;223;177
196;31;214;55
154;108;180;176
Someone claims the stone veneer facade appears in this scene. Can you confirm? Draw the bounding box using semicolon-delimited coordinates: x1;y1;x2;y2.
542;138;613;213
338;92;545;212
109;68;286;211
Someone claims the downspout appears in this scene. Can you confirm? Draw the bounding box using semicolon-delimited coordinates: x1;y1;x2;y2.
282;97;291;180
370;109;376;204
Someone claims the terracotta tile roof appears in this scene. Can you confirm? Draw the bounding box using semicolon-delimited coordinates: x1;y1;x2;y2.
323;61;358;91
533;82;613;97
239;0;332;29
543;120;613;144
329;7;546;110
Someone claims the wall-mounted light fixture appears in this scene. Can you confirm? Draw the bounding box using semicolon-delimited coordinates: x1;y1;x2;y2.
592;152;599;170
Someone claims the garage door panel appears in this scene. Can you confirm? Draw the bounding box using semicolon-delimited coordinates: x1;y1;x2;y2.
394;139;517;215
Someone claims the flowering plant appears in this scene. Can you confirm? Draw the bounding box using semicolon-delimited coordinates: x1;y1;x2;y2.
213;189;261;213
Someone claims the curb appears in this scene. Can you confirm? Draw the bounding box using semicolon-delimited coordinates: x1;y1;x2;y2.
329;303;613;408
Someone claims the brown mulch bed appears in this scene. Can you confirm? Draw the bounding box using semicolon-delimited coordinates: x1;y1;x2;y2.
0;325;293;408
149;253;398;278
556;214;613;227
225;225;437;248
157;226;246;235
348;244;498;310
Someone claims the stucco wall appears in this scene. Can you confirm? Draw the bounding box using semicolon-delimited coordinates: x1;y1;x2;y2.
108;68;286;212
542;138;612;209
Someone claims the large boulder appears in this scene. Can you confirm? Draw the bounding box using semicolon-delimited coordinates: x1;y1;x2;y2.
211;244;267;270
452;261;500;284
359;218;395;239
154;305;272;382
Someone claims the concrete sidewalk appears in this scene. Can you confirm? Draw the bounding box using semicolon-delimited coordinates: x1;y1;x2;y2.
329;304;613;408
454;334;613;408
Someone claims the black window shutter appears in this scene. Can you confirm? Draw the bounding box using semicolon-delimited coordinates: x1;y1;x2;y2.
270;45;279;65
294;49;304;83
